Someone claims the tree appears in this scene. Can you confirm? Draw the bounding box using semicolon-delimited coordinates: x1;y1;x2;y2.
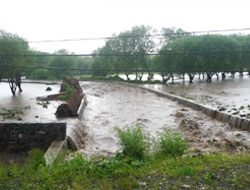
0;29;29;95
91;25;156;80
91;47;113;77
155;28;186;83
77;57;93;76
171;35;200;83
48;49;78;79
169;34;239;82
231;35;250;76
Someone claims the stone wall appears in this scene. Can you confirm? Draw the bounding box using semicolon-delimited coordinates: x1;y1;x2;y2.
0;122;66;152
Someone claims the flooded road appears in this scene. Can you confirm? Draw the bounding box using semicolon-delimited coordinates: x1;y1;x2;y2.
79;81;250;156
0;82;60;122
143;76;250;118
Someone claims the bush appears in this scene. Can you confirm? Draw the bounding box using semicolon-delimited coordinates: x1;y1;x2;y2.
157;130;187;157
59;84;75;101
116;125;148;160
31;69;49;79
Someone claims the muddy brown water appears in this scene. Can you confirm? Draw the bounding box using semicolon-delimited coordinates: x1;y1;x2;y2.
1;81;250;158
79;81;250;157
0;82;61;122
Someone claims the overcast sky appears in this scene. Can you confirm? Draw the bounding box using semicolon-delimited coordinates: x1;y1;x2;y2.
1;0;250;54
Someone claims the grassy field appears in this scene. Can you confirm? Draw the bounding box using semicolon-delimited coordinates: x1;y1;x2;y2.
0;127;250;190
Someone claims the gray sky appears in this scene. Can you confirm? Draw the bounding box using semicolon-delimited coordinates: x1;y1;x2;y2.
1;0;250;54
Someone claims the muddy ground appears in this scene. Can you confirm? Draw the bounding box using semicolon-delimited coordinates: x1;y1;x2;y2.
79;81;250;157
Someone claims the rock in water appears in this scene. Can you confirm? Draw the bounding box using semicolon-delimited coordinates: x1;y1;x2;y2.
60;76;82;93
46;87;52;91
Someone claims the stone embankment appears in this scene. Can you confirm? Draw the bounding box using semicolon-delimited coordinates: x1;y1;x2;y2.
121;82;250;132
0;77;87;164
0;123;66;152
56;76;85;117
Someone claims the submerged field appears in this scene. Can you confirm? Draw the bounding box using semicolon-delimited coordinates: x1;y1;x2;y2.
143;76;250;119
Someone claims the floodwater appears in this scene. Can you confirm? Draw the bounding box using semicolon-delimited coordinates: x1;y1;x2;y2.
79;81;250;157
0;82;60;122
1;80;250;157
143;76;250;118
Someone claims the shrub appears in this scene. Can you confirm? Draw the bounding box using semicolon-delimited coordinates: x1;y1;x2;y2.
157;130;187;157
116;125;148;160
31;69;49;80
59;84;75;101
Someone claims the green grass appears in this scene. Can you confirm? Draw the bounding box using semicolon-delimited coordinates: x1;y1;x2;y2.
0;128;250;189
1;151;250;190
156;130;187;157
59;84;76;101
115;125;149;160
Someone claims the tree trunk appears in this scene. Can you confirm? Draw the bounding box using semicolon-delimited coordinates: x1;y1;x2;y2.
206;73;214;82
171;74;174;83
147;73;153;81
139;72;144;81
8;78;17;96
202;73;205;80
231;72;235;78
188;74;194;83
216;73;219;81
198;73;201;81
161;75;165;83
239;71;243;78
125;73;130;81
162;75;171;84
222;72;226;80
135;70;138;80
16;74;22;92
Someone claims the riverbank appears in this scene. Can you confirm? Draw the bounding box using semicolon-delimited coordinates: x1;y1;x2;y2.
1;150;250;190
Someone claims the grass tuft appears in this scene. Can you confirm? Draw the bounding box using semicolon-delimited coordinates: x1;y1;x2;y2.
115;125;149;160
157;130;187;157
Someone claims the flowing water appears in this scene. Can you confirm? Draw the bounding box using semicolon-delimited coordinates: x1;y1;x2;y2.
1;80;249;157
143;76;250;118
79;81;250;156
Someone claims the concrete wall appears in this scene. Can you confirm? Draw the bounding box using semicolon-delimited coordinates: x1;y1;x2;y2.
0;122;66;152
118;82;250;132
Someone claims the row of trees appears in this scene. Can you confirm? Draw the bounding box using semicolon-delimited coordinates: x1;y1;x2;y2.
91;26;250;83
0;30;30;95
91;26;186;80
0;29;92;95
2;26;250;95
